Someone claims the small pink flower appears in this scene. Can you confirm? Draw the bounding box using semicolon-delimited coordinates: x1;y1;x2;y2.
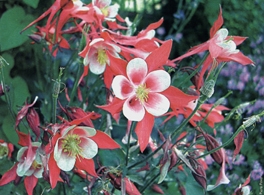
92;0;119;19
112;58;170;121
83;38;120;75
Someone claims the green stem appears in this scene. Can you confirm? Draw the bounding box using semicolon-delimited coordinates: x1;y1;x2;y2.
52;68;64;124
196;111;264;160
125;121;135;166
176;2;199;35
198;90;232;126
68;62;82;106
178;52;209;88
140;173;159;193
0;57;17;122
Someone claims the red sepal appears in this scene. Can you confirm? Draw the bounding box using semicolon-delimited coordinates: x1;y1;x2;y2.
24;175;38;195
135;111;155;152
0;163;18;186
91;130;120;149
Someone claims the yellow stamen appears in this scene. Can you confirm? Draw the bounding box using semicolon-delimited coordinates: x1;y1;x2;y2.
61;134;84;158
135;83;150;104
32;160;42;170
101;7;109;17
97;49;108;66
0;145;8;158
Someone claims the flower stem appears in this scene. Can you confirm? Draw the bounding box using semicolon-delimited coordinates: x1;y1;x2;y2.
52;67;64;123
125;121;135;166
196;112;263;160
0;57;17;122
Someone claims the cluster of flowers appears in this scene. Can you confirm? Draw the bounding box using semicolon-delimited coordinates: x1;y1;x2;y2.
0;0;255;194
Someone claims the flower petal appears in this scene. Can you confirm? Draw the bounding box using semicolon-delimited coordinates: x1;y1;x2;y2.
79;137;98;159
112;75;134;99
54;138;76;172
89;54;106;75
145;70;171;92
144;93;170;117
127;58;148;85
123;96;145;121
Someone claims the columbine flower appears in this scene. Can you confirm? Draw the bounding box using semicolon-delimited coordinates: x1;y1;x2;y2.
0;139;13;159
0;133;43;195
53;126;98;172
82;37;121;75
99;40;198;152
112;58;171;121
172;7;254;89
47;116;120;189
92;0;119;20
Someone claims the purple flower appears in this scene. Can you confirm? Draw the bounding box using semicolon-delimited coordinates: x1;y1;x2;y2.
157;27;165;36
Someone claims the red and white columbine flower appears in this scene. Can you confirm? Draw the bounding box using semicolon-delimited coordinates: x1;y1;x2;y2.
112;58;170;121
92;0;119;20
53;126;98;172
16;142;43;179
0;139;13;159
83;38;121;75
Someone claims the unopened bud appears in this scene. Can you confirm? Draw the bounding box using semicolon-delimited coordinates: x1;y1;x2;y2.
200;79;215;98
26;108;40;140
28;34;42;43
189;157;207;190
203;134;224;165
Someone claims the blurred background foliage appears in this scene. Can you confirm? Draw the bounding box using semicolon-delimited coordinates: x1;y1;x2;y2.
0;0;264;194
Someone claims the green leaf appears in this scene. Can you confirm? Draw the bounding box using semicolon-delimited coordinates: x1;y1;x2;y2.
0;6;35;51
23;0;40;8
158;160;170;184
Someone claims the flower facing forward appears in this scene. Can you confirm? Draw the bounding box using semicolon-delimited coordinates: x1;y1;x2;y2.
53;126;98;172
47;120;120;189
112;58;170;121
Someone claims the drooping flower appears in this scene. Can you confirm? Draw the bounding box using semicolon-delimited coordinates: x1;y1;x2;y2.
172;7;254;89
0;133;43;195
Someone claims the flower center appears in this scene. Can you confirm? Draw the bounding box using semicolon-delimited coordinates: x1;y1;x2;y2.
101;7;109;17
31;160;42;170
135;83;150;103
0;144;8;158
97;49;108;66
61;134;84;158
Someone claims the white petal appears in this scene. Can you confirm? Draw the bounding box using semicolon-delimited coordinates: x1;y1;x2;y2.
79;137;98;159
127;58;148;85
216;28;228;41
144;93;170;117
89;54;106;75
112;75;134;99
144;70;171;92
108;4;119;18
89;38;104;46
123;96;145;121
56;151;76;172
